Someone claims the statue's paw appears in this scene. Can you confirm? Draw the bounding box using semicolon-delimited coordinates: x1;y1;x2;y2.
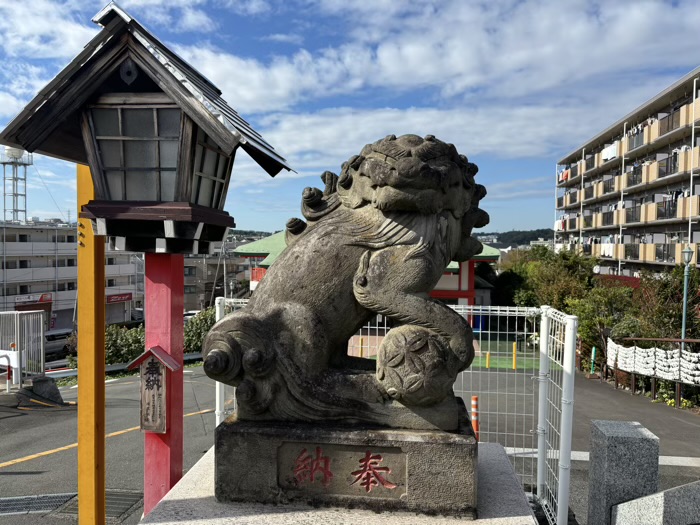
376;325;453;406
203;331;243;385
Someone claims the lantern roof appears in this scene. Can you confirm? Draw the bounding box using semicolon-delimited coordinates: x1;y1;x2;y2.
0;1;292;177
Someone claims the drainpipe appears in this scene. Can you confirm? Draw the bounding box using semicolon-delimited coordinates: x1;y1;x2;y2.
619;122;627;275
689;77;698;248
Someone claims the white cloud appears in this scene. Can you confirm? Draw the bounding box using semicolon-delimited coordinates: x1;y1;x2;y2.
219;0;271;16
0;1;97;59
262;33;304;46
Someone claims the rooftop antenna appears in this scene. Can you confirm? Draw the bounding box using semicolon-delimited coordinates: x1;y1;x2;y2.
2;146;33;223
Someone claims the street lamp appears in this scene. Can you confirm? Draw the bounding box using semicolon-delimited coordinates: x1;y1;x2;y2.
681;245;693;352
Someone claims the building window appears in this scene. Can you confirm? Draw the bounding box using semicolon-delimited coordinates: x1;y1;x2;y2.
107;257;115;265
184;267;197;276
4;233;16;242
19;260;30;269
67;235;75;243
19;285;29;294
67;258;76;267
57;259;66;267
67;282;76;291
107;279;116;287
184;285;197;294
2;260;17;270
18;234;29;242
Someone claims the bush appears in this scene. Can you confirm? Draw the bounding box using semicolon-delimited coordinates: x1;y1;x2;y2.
184;307;217;354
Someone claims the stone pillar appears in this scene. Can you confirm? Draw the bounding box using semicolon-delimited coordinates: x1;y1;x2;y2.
587;420;659;525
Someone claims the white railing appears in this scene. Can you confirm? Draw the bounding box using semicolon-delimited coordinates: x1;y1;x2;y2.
212;299;576;525
0;310;46;386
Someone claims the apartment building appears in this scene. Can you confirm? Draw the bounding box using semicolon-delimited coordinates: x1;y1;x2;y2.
0;220;142;331
555;67;700;276
183;253;246;311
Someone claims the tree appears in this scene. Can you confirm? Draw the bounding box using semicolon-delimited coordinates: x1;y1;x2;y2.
566;284;634;367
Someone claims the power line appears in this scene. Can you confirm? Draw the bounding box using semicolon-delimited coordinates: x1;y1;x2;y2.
31;165;68;222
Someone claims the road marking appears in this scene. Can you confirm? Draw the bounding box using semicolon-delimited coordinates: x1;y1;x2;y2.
505;447;700;467
0;408;214;469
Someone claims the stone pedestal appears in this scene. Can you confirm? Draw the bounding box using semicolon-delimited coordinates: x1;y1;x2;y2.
587;420;659;525
215;400;478;518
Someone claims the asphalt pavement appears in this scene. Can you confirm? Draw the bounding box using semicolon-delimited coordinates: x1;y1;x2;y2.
0;367;699;524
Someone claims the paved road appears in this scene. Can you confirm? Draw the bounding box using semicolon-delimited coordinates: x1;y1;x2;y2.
0;367;219;524
0;368;699;524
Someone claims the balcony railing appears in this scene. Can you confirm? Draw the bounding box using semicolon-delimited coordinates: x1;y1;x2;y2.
628;133;644;151
657;155;679;178
627;166;642;187
567;218;577;230
584;186;594;200
625;206;641;223
602;211;615;226
557;196;564;208
602;178;616;194
585;156;595;171
569;192;578;204
624;244;640;260
570;165;579;178
656;200;678;220
659;111;681;136
655;243;676;263
583;216;592;228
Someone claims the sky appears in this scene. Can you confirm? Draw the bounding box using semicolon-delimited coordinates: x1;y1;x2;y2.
0;0;699;234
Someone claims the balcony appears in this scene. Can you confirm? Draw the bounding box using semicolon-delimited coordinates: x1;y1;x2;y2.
583;216;593;228
569;192;579;205
655;243;676;263
567;218;578;230
584;186;594;200
585;156;596;172
659;111;681;136
656;200;678;220
557;196;564;208
602;211;615;226
678;195;700;219
624;244;640;260
626;166;642;187
570;164;579;179
625;206;641;224
657;155;679;178
602;178;616;195
628;132;645;151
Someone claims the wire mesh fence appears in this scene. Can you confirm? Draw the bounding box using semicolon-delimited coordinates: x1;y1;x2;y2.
0;310;45;385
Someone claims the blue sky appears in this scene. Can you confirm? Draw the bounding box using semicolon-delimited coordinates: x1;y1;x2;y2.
0;0;699;233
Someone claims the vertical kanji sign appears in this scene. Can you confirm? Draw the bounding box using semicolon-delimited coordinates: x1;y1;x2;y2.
128;346;181;435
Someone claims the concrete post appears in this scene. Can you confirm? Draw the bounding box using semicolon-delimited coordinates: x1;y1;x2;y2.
587;420;659;525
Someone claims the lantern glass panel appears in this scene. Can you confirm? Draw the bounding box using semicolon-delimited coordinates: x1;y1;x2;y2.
157;109;180;137
99;141;121;168
126;170;158;200
160;140;178;169
92;109;119;136
161;171;176;201
190;128;230;209
124;141;157;168
106;171;125;200
123;109;155;137
89;104;181;202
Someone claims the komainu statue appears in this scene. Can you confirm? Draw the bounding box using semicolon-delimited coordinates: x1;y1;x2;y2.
203;134;489;430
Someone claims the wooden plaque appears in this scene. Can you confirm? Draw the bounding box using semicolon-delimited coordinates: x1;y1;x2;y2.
140;355;167;433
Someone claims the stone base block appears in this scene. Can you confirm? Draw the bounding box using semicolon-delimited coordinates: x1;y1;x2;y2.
215;404;478;517
612;480;700;525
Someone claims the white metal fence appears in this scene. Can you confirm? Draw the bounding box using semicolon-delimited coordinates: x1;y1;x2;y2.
0;310;46;386
212;299;576;525
536;306;578;525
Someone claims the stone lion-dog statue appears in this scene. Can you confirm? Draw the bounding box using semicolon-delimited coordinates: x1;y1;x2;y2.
203;134;489;430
